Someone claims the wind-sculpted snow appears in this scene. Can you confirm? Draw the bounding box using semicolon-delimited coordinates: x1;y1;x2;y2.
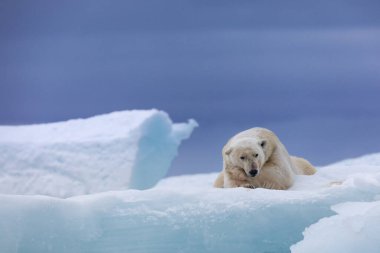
0;110;197;197
291;200;380;253
0;154;380;253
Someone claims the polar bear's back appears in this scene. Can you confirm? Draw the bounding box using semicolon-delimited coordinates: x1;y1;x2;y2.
228;127;278;144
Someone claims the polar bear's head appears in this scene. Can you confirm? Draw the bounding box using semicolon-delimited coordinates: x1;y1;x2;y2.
223;137;270;178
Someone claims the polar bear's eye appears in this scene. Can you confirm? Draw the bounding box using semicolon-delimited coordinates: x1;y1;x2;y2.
254;153;258;158
260;140;266;148
240;156;245;160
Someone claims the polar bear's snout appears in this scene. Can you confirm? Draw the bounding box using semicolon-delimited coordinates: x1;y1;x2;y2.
248;162;259;177
249;169;258;177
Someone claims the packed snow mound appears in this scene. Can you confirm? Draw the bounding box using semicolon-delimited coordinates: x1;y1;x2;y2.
0;153;380;253
0;110;197;197
291;200;380;253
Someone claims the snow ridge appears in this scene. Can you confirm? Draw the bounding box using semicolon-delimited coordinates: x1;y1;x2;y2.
0;110;197;197
0;154;379;252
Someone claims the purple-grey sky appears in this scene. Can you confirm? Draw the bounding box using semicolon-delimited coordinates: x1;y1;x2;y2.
1;0;380;175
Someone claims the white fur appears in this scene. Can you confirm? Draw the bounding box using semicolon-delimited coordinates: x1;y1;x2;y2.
214;128;316;190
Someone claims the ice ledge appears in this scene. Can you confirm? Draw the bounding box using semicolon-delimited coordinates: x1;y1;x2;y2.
0;109;197;197
0;155;380;253
291;200;380;253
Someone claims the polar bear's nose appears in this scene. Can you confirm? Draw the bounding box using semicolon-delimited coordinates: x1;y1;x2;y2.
249;169;258;177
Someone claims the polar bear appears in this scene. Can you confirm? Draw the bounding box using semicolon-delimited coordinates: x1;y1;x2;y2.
213;128;316;190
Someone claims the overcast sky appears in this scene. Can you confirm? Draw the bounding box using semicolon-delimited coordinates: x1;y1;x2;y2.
1;0;380;175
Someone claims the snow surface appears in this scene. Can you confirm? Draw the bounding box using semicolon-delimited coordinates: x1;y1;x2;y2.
0;153;380;253
291;200;380;253
0;110;197;197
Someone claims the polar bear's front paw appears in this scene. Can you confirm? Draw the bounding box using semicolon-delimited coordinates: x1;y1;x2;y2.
241;183;256;189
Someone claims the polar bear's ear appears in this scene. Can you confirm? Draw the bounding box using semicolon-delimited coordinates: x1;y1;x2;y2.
260;140;266;148
224;147;232;155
